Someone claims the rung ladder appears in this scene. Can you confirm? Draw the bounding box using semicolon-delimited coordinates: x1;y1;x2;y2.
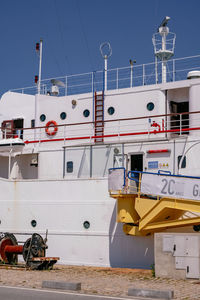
94;91;104;143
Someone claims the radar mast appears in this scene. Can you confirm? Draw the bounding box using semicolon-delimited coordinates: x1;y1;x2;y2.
152;17;176;83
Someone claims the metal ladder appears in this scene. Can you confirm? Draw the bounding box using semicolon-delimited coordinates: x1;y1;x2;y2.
94;91;104;143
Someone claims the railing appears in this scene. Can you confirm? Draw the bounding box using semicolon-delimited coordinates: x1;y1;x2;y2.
10;54;200;96
109;168;200;201
2;110;200;145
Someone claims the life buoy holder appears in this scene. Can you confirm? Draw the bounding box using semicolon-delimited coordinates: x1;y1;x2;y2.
45;120;58;136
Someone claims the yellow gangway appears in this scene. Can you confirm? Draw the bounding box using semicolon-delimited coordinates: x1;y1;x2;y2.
109;169;200;236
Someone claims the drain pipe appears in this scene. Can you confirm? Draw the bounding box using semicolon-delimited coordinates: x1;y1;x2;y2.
8;149;12;179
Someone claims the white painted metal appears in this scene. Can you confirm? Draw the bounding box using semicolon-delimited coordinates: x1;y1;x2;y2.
187;70;200;79
38;39;43;95
0;138;25;152
152;18;176;84
141;173;200;201
100;42;112;91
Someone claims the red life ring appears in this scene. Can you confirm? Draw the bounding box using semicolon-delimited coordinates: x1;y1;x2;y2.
45;120;58;136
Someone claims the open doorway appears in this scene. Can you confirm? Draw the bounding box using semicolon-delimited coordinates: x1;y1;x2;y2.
129;153;143;191
130;154;143;172
2;119;24;139
13;119;24;139
170;101;189;134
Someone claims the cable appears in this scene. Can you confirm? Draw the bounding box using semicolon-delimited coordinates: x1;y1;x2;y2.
76;0;94;71
37;0;64;76
53;0;72;74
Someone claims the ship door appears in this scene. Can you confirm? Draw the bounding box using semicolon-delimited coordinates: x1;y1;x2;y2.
170;101;189;134
130;154;143;173
129;153;143;191
13;119;24;139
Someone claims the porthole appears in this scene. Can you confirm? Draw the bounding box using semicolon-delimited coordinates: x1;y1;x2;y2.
60;112;67;120
40;114;46;122
147;102;155;111
83;221;90;229
31;220;37;227
108;107;115;115
83;109;90;118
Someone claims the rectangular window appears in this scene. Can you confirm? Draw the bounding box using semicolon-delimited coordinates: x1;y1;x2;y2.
178;155;186;169
67;161;73;173
31;119;35;128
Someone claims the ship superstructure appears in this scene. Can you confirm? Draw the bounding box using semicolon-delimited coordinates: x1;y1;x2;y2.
0;18;200;268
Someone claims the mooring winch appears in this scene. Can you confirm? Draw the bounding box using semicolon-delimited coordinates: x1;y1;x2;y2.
0;232;59;270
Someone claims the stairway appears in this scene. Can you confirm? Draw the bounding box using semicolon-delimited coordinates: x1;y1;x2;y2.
94;91;104;143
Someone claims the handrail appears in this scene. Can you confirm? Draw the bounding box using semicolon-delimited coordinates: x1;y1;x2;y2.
9;54;200;96
2;109;200;132
128;170;200;180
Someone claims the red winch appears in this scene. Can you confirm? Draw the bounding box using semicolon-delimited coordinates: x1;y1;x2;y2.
0;232;59;270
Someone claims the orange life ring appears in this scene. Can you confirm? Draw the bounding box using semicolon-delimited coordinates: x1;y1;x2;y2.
45;120;58;136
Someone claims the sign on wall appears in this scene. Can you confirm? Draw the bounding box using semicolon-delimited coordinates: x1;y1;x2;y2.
148;161;158;169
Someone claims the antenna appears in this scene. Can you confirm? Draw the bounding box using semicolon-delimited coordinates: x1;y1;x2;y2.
51;79;65;96
158;16;170;30
36;39;43;94
100;42;112;91
129;59;136;87
152;17;176;83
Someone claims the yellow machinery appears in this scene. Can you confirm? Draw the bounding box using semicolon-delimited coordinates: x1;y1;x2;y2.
109;171;200;236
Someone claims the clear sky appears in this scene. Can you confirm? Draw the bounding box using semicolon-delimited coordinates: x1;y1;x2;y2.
0;0;200;96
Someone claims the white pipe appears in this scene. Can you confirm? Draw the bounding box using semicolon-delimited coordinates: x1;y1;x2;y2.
8;149;12;179
38;39;43;95
104;55;107;91
155;56;158;84
162;60;167;83
130;65;133;87
161;32;167;83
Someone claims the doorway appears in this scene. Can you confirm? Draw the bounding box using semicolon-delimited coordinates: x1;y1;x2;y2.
2;119;24;139
129;153;143;192
13;119;24;139
130;154;143;172
170;101;189;134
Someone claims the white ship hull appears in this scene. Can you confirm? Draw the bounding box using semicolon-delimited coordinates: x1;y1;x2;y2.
0;177;153;267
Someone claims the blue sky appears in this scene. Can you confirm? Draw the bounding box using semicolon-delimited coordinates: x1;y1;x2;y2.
0;0;200;96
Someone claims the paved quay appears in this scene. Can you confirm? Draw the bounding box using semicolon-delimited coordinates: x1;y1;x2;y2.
0;265;199;300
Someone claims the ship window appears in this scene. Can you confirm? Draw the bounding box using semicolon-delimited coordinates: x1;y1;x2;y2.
147;102;155;111
40;114;46;122
60;112;67;120
83;221;90;229
108;107;115;115
67;161;73;173
31;220;37;227
178;155;186;169
83;109;90;118
31;119;35;128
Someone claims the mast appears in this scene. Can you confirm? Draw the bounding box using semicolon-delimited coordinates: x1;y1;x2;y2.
152;17;176;84
38;39;43;94
100;42;112;91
